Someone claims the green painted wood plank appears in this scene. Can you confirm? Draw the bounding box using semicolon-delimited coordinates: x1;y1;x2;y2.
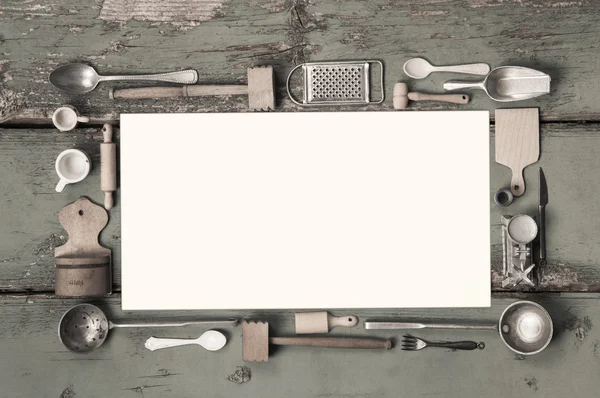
1;123;599;293
0;293;597;397
1;0;600;123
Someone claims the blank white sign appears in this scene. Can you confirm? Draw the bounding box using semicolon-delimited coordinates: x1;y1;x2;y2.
120;112;490;310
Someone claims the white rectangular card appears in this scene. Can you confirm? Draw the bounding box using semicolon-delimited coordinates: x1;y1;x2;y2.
120;112;490;310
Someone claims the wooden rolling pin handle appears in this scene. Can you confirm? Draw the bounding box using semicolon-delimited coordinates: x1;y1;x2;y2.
269;337;392;350
100;124;117;211
407;92;470;104
110;85;248;100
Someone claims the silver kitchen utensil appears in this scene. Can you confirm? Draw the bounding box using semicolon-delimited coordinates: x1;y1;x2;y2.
501;214;538;288
145;330;227;352
365;300;553;355
443;66;550;102
401;335;484;351
403;58;490;79
58;304;238;353
286;60;384;106
49;63;199;94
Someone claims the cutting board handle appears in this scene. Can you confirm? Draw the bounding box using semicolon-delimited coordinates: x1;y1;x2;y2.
511;168;526;196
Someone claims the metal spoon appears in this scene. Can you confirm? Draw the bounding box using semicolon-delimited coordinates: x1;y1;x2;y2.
403;58;490;79
49;63;199;94
58;304;238;353
145;330;227;352
443;66;550;102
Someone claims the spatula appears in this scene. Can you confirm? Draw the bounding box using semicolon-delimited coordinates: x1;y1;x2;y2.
495;108;540;196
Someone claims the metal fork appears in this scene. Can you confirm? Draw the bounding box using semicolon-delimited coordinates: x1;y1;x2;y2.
401;335;484;351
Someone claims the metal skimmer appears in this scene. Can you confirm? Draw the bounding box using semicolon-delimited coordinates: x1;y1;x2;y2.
286;60;384;106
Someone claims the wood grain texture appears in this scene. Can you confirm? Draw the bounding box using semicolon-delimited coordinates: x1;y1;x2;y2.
0;294;599;397
1;0;600;123
1;124;600;293
242;320;269;362
295;311;359;333
54;197;111;296
495;108;540;196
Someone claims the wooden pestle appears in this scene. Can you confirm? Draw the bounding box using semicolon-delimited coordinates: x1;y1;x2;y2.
100;124;117;210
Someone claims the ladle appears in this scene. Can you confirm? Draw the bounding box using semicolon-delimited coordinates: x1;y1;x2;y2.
58;304;237;353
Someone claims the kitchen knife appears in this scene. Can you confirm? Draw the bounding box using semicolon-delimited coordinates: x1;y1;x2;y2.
539;168;548;268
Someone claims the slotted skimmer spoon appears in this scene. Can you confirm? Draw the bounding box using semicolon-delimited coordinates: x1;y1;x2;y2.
58;304;238;353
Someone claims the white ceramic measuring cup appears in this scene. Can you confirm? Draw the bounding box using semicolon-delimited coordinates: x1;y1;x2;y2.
52;105;90;132
55;149;91;192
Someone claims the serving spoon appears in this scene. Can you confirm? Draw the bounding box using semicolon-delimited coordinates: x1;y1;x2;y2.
403;58;490;79
49;63;198;94
145;330;227;352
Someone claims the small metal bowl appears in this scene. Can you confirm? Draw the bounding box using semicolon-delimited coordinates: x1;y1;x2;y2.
498;301;553;355
58;304;110;353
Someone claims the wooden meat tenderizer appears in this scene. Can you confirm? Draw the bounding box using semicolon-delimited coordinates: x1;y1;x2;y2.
393;82;469;110
55;197;112;297
242;321;391;362
100;124;117;210
109;66;275;110
295;311;358;334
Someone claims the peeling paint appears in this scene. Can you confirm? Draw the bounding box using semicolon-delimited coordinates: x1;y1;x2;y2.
562;308;593;342
34;234;66;257
0;88;26;123
60;385;75;398
525;377;539;391
99;0;228;25
228;366;251;384
250;0;286;12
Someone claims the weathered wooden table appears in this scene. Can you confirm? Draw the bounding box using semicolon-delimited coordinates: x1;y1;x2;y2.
1;1;599;397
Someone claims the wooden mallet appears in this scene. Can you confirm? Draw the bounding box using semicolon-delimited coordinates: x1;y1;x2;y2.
242;321;392;362
109;66;275;110
393;82;469;110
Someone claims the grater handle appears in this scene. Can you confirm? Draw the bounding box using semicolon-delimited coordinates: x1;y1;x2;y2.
368;60;385;104
286;64;305;106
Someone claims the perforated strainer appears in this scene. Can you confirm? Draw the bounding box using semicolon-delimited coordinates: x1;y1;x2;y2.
286;60;384;106
58;303;238;353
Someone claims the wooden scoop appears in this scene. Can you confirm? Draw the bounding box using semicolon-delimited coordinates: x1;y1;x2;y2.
295;311;358;334
242;321;391;362
495;108;540;196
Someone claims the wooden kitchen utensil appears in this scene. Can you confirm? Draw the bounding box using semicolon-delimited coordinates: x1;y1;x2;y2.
110;66;275;110
495;108;540;196
295;311;358;334
393;83;469;109
55;197;111;297
243;321;391;362
100;124;117;210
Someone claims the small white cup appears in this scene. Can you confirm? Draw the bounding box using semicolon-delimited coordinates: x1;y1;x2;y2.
52;105;90;132
55;149;91;192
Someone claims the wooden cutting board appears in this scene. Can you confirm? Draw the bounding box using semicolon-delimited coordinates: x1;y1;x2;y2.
495;108;539;196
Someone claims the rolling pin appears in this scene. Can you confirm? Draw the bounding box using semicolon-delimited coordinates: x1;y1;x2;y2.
100;124;117;210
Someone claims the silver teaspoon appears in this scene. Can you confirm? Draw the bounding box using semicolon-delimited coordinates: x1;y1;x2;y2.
49;63;198;94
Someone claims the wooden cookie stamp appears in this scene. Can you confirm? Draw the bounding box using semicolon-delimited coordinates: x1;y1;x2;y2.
54;197;112;297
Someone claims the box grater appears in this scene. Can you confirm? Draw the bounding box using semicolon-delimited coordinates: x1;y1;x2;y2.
286;60;384;106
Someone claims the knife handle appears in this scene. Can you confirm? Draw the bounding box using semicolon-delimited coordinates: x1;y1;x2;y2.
539;205;546;267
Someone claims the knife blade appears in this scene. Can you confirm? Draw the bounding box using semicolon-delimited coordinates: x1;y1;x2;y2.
539;168;548;268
